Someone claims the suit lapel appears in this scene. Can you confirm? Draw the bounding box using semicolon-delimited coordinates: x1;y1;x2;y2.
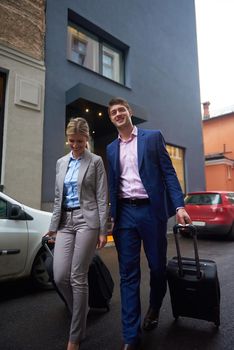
77;149;91;196
110;139;120;178
137;128;146;170
58;155;70;190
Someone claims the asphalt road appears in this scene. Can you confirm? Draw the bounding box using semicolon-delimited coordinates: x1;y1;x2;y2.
0;233;234;350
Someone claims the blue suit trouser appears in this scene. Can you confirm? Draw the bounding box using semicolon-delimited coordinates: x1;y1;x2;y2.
113;203;167;344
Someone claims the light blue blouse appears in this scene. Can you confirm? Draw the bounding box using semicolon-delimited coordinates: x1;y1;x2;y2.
63;153;81;208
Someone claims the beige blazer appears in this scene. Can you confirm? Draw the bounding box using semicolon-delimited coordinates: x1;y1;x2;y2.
49;149;109;235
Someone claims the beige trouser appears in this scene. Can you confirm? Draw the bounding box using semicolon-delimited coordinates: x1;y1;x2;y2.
53;209;98;343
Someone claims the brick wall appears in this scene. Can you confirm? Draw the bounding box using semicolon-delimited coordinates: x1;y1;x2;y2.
0;0;45;60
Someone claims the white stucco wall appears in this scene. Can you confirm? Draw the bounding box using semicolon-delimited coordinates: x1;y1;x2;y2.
0;44;45;208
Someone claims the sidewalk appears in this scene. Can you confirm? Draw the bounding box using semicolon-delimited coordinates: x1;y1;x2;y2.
1;235;233;350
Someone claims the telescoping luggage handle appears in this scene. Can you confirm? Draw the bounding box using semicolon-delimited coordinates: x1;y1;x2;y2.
173;224;201;279
41;236;55;258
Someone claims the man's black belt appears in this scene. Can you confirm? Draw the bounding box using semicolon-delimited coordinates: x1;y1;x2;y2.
119;198;150;206
63;206;81;212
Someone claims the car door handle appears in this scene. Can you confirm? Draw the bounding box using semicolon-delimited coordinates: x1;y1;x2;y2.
0;249;20;255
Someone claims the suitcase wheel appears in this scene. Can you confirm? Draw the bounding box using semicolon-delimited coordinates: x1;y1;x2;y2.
214;308;220;327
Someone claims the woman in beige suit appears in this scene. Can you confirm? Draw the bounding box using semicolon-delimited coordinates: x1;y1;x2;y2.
46;117;109;350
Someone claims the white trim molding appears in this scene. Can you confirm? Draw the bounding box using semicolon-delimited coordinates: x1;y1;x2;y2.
205;158;234;167
14;74;42;111
0;44;45;71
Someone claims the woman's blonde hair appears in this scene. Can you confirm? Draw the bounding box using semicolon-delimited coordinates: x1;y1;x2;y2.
66;117;89;139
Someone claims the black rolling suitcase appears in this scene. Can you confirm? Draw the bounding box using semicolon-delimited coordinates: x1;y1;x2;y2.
167;224;220;327
41;236;114;311
88;254;114;311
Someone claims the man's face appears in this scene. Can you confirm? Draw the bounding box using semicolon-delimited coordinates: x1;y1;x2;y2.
109;104;132;129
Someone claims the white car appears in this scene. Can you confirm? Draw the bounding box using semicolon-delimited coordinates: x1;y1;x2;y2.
0;191;52;289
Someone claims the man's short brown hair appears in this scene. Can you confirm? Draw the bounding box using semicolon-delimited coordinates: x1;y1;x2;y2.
108;97;132;115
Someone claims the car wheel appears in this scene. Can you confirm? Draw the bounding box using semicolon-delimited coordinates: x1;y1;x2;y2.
31;249;53;290
228;222;234;241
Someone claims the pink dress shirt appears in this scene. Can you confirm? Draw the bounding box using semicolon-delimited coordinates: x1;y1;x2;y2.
118;126;148;199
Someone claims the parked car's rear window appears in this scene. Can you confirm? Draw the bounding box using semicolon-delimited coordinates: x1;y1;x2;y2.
225;193;234;204
185;194;222;205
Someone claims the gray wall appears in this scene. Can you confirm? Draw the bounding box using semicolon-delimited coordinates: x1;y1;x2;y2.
43;0;205;204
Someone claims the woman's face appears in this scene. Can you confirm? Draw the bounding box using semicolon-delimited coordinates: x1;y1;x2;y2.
67;133;88;158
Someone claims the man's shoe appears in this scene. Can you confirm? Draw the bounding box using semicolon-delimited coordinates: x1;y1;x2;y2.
142;307;159;331
120;344;139;350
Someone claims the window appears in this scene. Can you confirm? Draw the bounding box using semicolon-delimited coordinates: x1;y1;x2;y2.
185;194;221;205
0;199;7;219
71;37;87;65
226;193;234;204
68;26;99;72
102;49;114;79
166;145;185;193
67;25;124;84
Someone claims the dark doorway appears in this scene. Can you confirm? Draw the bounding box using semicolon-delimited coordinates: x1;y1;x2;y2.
66;98;118;168
66;98;145;168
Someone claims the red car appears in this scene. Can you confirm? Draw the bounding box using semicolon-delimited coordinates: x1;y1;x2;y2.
184;191;234;240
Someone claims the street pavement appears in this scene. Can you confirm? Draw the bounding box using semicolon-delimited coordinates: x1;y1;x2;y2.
0;233;234;350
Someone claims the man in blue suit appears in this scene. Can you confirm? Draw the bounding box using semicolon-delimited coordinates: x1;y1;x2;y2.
106;97;191;350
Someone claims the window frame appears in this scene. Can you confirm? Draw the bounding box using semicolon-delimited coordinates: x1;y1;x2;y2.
71;36;88;65
102;49;114;80
67;23;125;84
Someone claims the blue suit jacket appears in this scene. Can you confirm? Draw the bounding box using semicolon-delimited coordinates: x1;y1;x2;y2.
106;128;185;222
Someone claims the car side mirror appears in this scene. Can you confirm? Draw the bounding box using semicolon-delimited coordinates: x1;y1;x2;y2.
9;204;25;220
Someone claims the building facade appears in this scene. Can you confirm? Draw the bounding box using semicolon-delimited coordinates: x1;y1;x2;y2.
202;103;234;191
0;0;46;208
42;0;205;210
0;0;205;210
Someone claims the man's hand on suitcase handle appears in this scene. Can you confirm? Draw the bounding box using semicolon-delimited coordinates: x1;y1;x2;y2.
176;208;192;225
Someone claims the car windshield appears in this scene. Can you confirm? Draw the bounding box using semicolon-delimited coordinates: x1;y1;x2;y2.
185;193;222;205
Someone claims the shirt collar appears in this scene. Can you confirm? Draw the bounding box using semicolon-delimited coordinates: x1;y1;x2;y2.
118;126;138;142
69;152;82;161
